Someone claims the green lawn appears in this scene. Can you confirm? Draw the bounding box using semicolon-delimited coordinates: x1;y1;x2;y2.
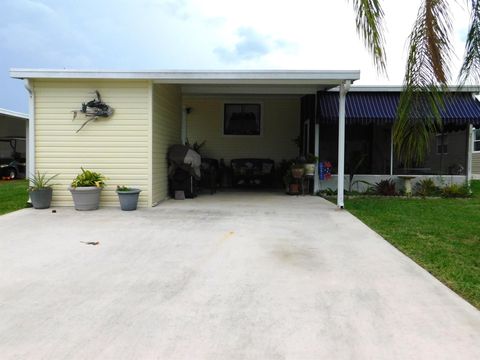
0;180;28;215
344;180;480;309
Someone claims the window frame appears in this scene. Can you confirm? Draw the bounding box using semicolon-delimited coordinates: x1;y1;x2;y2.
473;128;480;153
222;102;263;137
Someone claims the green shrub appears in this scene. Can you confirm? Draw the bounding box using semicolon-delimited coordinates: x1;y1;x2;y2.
116;185;132;192
441;183;472;198
317;188;337;196
71;168;106;188
414;178;440;197
373;179;397;196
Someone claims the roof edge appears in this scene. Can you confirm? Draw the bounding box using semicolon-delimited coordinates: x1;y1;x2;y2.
328;85;480;93
0;108;28;119
9;68;360;82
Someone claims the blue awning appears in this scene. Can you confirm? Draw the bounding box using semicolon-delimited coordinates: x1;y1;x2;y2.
317;91;480;127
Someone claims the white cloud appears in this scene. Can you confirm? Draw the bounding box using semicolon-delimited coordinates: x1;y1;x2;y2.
214;27;291;63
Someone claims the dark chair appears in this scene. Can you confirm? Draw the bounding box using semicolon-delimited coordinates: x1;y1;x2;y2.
231;158;275;188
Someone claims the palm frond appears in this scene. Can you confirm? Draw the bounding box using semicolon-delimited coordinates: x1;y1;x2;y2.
350;0;387;75
394;0;452;166
459;0;480;85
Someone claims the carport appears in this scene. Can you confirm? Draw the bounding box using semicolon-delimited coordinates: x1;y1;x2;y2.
11;69;359;208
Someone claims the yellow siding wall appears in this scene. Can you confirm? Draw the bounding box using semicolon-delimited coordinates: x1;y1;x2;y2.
34;79;151;207
473;153;480;176
184;96;300;163
152;84;182;204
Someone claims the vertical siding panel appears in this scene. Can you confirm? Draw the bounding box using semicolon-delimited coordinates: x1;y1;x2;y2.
473;153;480;176
34;79;150;207
152;84;182;204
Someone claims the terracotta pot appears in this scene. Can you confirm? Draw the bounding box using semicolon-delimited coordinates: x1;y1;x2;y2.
291;168;304;179
289;183;300;194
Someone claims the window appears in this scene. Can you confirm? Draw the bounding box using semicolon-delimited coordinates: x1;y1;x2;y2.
224;103;261;135
474;129;480;152
436;133;448;154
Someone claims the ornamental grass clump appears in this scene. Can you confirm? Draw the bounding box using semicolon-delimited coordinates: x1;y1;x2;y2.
373;179;397;196
441;183;472;198
28;171;59;191
414;178;440;198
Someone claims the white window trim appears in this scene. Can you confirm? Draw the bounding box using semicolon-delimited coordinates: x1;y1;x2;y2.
221;100;264;138
473;128;480;153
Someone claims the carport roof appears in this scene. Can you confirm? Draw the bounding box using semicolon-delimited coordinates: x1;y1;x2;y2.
10;69;360;86
0;108;28;120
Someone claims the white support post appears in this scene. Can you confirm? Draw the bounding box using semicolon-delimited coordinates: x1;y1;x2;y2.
337;81;350;208
24;79;34;180
313;91;320;194
467;124;473;182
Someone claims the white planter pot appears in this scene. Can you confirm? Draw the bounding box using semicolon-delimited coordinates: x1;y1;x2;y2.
304;163;315;176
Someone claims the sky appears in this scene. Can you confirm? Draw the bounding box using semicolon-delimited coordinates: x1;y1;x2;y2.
0;0;472;113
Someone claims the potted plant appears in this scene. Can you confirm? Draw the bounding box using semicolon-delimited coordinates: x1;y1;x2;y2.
69;168;106;211
304;154;318;176
284;164;303;195
291;163;305;179
28;171;59;209
116;185;142;211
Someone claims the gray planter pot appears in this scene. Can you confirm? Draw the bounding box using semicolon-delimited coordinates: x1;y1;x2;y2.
116;189;141;211
29;188;53;209
69;186;102;211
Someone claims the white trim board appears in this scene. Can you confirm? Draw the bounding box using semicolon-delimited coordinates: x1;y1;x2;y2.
10;69;360;85
328;85;480;93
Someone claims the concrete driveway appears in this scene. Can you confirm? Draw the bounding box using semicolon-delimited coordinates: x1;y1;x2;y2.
0;192;479;359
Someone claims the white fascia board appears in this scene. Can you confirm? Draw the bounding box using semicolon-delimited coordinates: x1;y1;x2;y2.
0;108;28;119
328;85;480;93
10;69;360;84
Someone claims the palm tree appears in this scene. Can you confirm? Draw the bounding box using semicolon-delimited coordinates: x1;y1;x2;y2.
351;0;480;165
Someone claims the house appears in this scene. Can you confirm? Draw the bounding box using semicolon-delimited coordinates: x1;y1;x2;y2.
473;127;480;179
10;69;359;208
9;69;480;208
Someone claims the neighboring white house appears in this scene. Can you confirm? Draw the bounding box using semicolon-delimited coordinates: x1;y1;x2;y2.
472;128;480;179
